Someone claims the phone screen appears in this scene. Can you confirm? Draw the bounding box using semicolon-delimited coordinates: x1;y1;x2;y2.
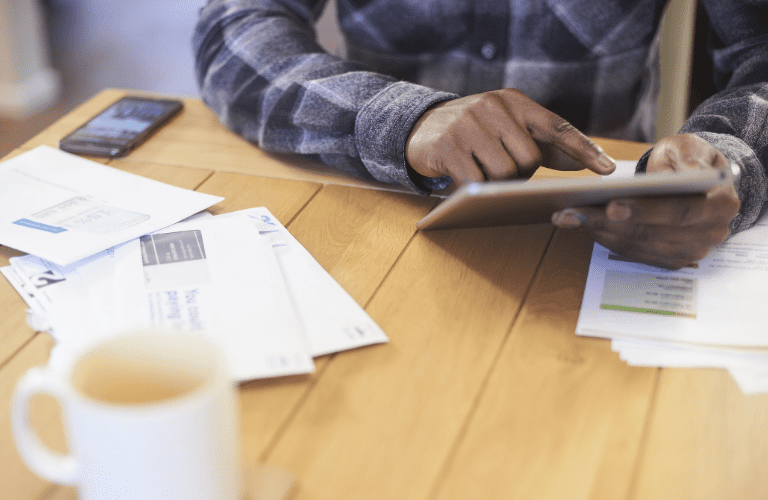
60;97;183;157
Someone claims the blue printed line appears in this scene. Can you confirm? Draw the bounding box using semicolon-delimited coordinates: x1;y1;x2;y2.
13;219;67;234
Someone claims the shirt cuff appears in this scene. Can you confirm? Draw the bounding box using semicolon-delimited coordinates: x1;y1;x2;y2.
691;131;766;234
355;81;458;194
635;148;652;174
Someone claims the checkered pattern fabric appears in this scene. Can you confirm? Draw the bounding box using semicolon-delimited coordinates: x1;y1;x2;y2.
194;0;768;231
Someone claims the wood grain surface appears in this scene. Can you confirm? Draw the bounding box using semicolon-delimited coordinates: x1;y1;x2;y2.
0;90;763;500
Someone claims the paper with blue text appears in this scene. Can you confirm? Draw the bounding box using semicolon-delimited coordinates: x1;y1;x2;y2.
0;146;222;266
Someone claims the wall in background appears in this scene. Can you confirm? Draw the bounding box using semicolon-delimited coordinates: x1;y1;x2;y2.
0;0;60;117
44;0;342;101
45;0;206;100
0;0;341;157
656;0;697;140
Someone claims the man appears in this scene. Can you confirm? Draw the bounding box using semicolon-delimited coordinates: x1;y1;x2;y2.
193;0;767;268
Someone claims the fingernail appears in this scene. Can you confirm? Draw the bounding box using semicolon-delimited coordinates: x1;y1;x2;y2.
552;209;586;228
598;153;616;172
607;201;632;221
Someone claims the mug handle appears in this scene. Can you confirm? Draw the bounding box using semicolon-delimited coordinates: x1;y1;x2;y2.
11;367;79;484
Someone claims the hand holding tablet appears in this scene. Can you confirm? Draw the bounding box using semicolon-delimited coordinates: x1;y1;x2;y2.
417;169;728;230
554;134;742;270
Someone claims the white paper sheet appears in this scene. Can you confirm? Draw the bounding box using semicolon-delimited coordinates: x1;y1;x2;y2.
0;265;52;332
576;206;768;393
217;208;389;356
729;367;768;395
113;216;315;381
9;245;126;347
611;338;768;370
577;220;768;347
600;160;637;179
0;146;222;266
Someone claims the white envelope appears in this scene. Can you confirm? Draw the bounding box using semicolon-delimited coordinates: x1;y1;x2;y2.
9;247;123;347
113;216;315;381
0;146;222;266
0;265;52;332
218;208;389;356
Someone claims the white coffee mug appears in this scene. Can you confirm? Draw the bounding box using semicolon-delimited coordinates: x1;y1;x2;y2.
12;332;242;500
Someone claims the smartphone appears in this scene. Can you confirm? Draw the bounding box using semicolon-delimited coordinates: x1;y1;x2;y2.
417;169;727;230
59;96;183;158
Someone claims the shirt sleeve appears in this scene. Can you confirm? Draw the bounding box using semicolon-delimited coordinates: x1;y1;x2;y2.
192;0;457;193
675;0;768;233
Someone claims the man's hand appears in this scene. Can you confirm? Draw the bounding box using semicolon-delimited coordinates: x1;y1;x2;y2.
405;89;616;184
552;134;741;269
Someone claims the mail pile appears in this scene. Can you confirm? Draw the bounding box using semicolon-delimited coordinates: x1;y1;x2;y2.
1;146;387;381
577;221;768;395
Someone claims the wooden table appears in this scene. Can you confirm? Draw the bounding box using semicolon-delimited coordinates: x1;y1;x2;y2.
1;90;766;500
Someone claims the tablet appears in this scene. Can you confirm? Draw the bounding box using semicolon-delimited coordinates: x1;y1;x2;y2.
416;169;727;230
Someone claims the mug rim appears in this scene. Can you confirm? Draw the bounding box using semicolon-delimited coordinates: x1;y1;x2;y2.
63;332;227;413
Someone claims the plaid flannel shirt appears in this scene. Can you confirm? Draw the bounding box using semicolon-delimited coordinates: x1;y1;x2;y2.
194;0;768;232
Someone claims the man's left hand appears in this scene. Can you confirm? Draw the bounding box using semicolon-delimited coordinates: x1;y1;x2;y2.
551;134;741;269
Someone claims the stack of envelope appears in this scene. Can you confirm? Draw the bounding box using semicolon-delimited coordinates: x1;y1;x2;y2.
0;146;387;381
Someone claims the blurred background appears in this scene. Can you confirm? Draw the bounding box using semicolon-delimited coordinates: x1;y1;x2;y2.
0;0;343;158
0;0;709;159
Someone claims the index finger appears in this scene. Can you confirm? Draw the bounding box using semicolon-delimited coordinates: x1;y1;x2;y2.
525;109;616;175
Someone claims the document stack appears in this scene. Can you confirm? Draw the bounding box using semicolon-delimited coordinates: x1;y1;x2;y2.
0;146;387;381
577;222;768;395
